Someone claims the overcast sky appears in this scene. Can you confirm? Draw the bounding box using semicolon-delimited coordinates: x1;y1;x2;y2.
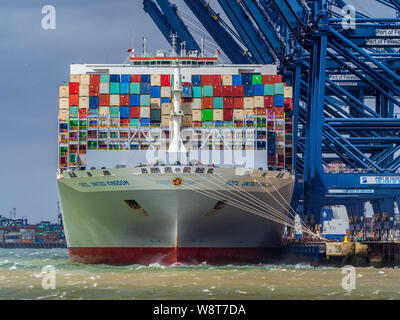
0;0;394;223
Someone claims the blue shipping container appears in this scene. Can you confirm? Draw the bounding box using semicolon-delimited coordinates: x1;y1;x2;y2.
161;97;171;104
182;86;192;98
151;86;161;98
141;75;150;83
192;75;201;86
120;106;130;118
140;118;150;126
130;94;140;106
121;74;131;83
257;141;266;149
120;82;130;94
253;84;264;96
89;96;99;108
274;94;284;107
110;74;120;82
242;74;252;86
232;75;243;86
140;83;150;94
244;85;253;97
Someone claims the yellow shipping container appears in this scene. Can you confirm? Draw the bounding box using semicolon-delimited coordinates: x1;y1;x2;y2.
80;74;90;85
244;97;254;109
284;86;293;99
151;74;161;86
233;109;244;120
79;84;89;97
79;97;89;109
59;85;69;98
161;103;173;115
59;97;69;109
70;74;80;82
213;109;223;121
222;75;232;86
192;110;202;122
150;98;161;109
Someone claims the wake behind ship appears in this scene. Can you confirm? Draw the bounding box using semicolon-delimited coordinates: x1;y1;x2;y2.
57;48;295;265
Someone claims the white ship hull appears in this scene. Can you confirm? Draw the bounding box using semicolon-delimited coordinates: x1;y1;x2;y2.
57;167;294;265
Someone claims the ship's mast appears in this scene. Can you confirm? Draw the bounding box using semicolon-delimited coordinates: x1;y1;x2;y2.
168;61;186;155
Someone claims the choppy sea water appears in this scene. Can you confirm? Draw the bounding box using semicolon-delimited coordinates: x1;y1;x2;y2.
0;249;399;300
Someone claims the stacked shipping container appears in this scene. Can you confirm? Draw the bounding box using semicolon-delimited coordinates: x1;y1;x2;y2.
59;72;293;170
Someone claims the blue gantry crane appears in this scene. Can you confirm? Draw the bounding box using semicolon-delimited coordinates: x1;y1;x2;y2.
144;0;400;239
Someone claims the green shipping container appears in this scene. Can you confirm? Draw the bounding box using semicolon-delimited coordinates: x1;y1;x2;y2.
110;106;120;118
264;84;274;96
69;106;79;117
59;147;68;154
79;132;87;140
69;154;76;162
100;74;110;83
110;82;120;94
130;119;140;127
252;75;262;85
274;83;284;95
203;85;213;97
79;120;87;127
224;121;234;127
69;120;78;128
150;109;161;121
202;109;213;121
88;141;97;150
130;83;140;94
257;118;267;127
213;97;223;109
140;95;150;106
192;86;202;98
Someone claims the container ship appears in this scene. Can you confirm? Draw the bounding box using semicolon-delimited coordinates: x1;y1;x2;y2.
57;47;295;265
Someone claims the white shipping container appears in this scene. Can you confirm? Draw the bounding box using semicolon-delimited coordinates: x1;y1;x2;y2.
284;86;293;99
80;74;90;85
79;97;89;109
233;109;244;120
222;75;233;86
192;110;202;122
161;115;171;127
245;109;255;118
70;74;80;82
213;109;223;121
110;94;120;106
161;86;171;98
182;103;192;115
99;83;109;94
254;96;264;108
183;115;192;125
150;98;161;109
59;109;69;120
192;98;202;110
151;74;161;86
59;85;69;98
99;107;109;117
140;107;150;118
59;97;69;109
244;97;254;109
161;103;173;115
79;84;89;97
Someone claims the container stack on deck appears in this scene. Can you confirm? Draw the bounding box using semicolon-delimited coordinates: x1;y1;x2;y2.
59;72;293;171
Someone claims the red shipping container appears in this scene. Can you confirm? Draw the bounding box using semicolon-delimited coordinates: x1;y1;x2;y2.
213;85;223;96
89;85;99;96
69;94;79;106
182;82;191;87
267;108;275;119
90;74;100;85
284;98;293;110
182;97;193;103
131;75;141;83
223;97;234;108
256;108;266;116
264;96;274;108
130;107;140;118
233;97;244;109
99;94;110;106
202;97;213;109
233;85;244;97
193;121;202;127
160;74;171;86
79;108;87;118
120;94;130;106
120;118;130;126
210;75;222;86
223;109;234;121
274;107;285;118
222;85;233;96
262;75;283;84
69;82;79;94
201;75;212;85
